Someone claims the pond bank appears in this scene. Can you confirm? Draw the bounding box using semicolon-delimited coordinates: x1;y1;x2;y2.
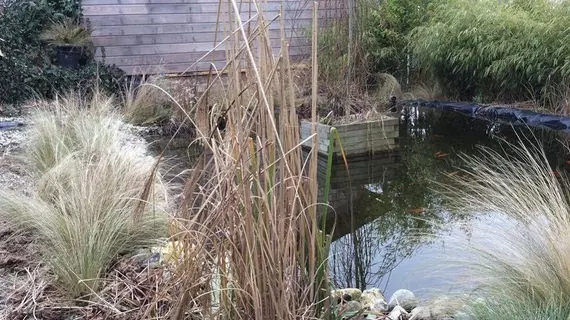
402;100;570;133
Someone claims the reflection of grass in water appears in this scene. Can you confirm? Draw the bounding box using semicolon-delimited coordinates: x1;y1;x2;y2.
329;108;570;293
329;128;463;290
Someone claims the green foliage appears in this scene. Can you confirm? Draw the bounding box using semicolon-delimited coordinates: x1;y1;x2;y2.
0;0;125;105
410;0;570;102
317;0;433;87
316;22;351;85
363;0;432;77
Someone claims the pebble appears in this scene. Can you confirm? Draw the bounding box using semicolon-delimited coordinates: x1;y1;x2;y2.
331;288;363;302
361;288;388;312
388;305;408;320
388;289;418;312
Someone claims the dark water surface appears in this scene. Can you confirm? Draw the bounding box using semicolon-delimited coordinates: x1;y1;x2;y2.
146;107;570;301
325;106;570;299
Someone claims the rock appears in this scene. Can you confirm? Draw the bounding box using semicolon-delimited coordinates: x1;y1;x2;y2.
424;295;468;319
410;306;430;320
344;300;363;313
388;305;408;320
388;289;418;312
331;288;362;302
361;288;388;312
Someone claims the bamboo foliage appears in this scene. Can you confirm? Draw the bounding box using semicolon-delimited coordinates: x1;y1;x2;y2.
411;0;570;103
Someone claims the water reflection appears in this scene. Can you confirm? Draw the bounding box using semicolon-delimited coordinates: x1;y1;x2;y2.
325;107;570;296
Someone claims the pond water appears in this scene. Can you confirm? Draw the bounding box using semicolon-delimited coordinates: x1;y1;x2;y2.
146;107;570;301
325;106;570;300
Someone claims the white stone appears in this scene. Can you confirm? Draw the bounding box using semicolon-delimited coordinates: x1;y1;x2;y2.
331;288;362;301
388;305;408;320
344;300;363;313
424;295;469;319
388;289;418;312
361;288;388;312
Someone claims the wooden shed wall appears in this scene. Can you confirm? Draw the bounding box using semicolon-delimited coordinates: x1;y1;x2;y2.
82;0;340;75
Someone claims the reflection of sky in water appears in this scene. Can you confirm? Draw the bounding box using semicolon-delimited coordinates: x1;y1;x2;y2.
326;107;570;300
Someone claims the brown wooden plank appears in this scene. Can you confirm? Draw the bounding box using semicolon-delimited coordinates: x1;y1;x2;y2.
82;0;336;5
299;121;334;137
336;129;399;140
98;39;308;56
117;60;227;74
92;29;307;47
114;53;308;74
90;19;313;36
333;118;400;132
91;29;313;46
336;139;396;152
101;51;226;66
85;11;337;26
83;3;296;15
333;144;398;155
333;131;399;145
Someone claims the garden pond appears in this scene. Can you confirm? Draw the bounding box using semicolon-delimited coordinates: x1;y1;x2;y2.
324;106;570;300
147;106;570;301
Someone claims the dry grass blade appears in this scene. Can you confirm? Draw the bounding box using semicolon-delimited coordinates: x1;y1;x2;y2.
39;17;92;46
165;0;331;318
438;134;570;316
0;91;170;298
122;74;172;125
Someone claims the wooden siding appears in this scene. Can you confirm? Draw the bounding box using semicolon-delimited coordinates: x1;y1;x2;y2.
83;0;339;75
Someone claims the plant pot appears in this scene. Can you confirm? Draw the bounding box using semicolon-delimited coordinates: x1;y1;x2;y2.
56;45;82;69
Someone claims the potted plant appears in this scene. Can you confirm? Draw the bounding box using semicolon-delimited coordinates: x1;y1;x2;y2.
40;18;93;69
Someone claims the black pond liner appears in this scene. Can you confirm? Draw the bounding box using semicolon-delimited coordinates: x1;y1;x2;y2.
402;100;570;133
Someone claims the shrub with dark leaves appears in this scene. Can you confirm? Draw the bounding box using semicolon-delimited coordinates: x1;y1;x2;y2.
0;0;125;106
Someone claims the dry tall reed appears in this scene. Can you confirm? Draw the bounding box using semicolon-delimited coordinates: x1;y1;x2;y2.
163;1;331;318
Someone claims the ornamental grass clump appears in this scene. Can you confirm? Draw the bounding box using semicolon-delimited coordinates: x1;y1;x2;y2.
441;136;570;317
0;91;169;298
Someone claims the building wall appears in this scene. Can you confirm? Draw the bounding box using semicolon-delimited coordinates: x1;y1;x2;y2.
82;0;338;75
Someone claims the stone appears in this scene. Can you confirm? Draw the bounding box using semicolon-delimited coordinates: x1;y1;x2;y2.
388;305;408;320
410;306;430;320
331;288;363;302
344;300;363;313
361;288;388;312
388;289;418;312
424;295;468;319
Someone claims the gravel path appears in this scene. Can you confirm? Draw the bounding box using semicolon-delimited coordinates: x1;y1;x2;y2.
0;116;33;195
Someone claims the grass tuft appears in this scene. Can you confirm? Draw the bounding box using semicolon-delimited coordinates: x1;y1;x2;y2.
122;75;172;125
440;135;570;317
0;91;168;298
